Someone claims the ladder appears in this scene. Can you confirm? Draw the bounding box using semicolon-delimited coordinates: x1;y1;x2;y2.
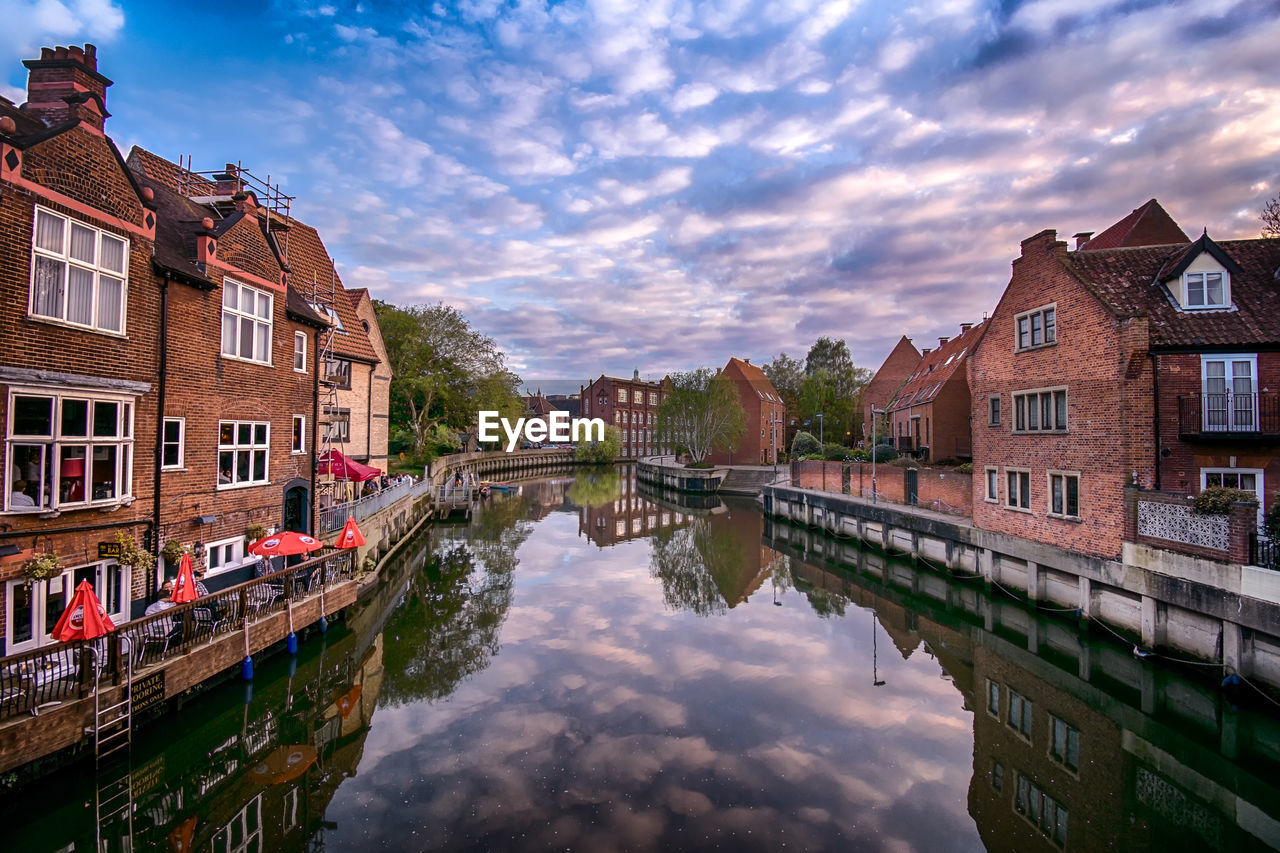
92;637;135;852
314;266;342;510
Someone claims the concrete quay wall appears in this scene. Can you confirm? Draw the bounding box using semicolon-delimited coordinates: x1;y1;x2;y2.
763;484;1280;689
636;456;727;493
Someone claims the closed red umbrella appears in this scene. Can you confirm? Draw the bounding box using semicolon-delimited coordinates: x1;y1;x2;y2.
51;580;115;642
249;531;323;558
171;552;200;603
336;517;366;549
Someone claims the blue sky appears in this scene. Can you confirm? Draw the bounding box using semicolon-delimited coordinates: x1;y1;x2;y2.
4;0;1279;384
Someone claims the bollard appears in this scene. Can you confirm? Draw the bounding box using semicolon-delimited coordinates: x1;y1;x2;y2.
287;632;298;655
242;655;254;681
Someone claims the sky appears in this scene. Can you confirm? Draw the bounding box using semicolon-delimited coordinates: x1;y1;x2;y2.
4;0;1280;386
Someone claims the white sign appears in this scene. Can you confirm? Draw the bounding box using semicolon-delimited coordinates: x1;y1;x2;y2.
477;411;606;452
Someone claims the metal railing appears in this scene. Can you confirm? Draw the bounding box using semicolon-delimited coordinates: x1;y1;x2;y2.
1178;393;1280;438
1254;537;1280;572
0;550;354;721
318;478;432;533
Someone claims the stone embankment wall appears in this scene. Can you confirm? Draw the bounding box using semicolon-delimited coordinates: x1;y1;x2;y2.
636;456;727;492
791;459;973;517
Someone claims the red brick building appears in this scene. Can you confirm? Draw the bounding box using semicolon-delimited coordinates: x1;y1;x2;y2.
969;200;1280;559
707;357;786;466
883;322;985;461
580;372;666;458
863;336;920;443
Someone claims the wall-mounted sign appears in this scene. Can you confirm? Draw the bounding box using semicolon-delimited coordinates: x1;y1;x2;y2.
132;670;166;714
98;541;122;560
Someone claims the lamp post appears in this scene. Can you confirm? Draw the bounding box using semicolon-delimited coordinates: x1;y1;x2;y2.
815;412;824;446
870;405;884;503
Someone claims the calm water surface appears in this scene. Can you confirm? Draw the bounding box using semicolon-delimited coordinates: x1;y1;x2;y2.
4;470;1279;851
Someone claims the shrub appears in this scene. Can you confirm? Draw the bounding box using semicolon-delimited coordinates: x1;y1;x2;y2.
791;431;820;458
889;456;918;467
1267;500;1280;539
871;444;898;463
821;442;849;460
933;457;961;467
1193;485;1256;515
161;540;189;563
849;449;870;462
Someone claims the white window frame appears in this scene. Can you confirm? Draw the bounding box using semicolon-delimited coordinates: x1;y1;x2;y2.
1007;688;1033;740
984;466;999;504
1047;470;1081;519
29;205;129;336
1048;714;1080;773
204;535;250;577
220;279;274;366
1200;355;1257;432
293;332;307;373
1014;303;1056;351
1006;467;1031;512
4;560;128;652
1201;467;1264;531
217;420;270;489
986;679;1001;717
5;387;136;513
1183;270;1229;309
162;416;185;470
618;388;628;403
292;415;306;454
1013;387;1068;433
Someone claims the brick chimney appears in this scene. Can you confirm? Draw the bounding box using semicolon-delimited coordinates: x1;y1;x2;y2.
960;322;973;333
938;336;949;347
1073;231;1094;250
23;44;112;133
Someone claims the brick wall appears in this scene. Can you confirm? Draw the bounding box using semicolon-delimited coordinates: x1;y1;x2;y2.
969;231;1154;560
791;459;973;516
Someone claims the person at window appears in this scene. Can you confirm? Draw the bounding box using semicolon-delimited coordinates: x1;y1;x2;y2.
218;468;232;484
144;582;175;616
192;566;210;597
10;480;35;507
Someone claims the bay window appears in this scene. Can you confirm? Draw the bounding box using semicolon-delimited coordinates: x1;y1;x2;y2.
29;207;128;334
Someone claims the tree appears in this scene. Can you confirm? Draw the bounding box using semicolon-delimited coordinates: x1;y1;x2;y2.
656;368;747;465
791;430;820;457
1263;193;1280;239
374;301;520;458
575;424;623;464
761;352;804;414
800;338;872;443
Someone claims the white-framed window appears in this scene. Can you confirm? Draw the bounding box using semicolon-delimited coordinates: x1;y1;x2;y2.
1201;355;1257;432
1006;468;1031;512
29;206;128;335
5;388;135;513
649;392;658;405
1201;468;1264;531
618;388;628;403
308;300;345;332
205;535;249;577
322;409;349;443
1007;689;1032;739
985;467;999;504
1015;772;1068;848
292;415;306;454
322;357;351;389
218;421;269;488
1184;271;1228;309
214;792;263;853
1047;471;1080;519
988;395;1001;426
5;560;128;652
987;679;1000;717
293;332;307;372
162;417;185;470
220;279;273;365
1015;304;1056;351
1048;715;1080;772
1013;388;1067;433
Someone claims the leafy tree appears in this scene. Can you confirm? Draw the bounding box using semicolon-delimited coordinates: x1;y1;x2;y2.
791;430;820;457
648;515;752;616
1263;193;1280;239
575;424;622;464
374;301;520;459
567;468;621;507
761;352;804;414
799;338;873;443
656;368;747;465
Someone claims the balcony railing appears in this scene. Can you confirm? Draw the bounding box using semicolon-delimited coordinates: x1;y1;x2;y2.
1178;392;1280;439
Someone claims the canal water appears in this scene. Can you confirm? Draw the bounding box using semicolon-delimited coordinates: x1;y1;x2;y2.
3;469;1279;851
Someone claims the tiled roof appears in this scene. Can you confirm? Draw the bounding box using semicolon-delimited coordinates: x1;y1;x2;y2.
885;321;986;411
131;171;215;288
724;357;785;405
1080;198;1189;250
1063;237;1280;348
0;96;55;138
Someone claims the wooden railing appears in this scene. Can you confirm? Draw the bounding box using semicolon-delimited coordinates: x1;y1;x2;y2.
0;549;354;721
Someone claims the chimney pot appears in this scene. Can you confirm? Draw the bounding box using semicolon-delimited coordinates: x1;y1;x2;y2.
0;116;15;135
922;348;932;356
960;323;972;333
938;336;949;347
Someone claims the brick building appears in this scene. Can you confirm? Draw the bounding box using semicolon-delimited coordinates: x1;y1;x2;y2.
706;357;786;466
580;372;666;458
863;335;920;443
883;322;985;461
969;199;1280;559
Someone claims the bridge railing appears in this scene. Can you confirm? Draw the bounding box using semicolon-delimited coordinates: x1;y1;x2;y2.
319;478;432;533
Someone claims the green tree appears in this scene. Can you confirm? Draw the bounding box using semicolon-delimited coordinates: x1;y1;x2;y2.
761;352;804;414
656;368;747;465
800;338;872;443
567;468;622;507
575;424;622;464
791;430;820;457
374;301;520;458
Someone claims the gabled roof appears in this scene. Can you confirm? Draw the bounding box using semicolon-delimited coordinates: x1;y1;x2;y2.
723;357;785;405
131;171;216;288
885;321;985;412
1080;199;1189;250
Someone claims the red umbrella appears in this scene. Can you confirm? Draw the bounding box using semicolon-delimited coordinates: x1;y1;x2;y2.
336;517;366;549
317;449;382;482
52;580;116;642
171;552;200;603
249;531;323;558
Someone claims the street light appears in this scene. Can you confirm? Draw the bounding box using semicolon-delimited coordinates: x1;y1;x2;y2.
815;412;824;445
870;405;885;503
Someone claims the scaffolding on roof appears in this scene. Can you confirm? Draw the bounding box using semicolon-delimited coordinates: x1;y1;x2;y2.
176;157;296;264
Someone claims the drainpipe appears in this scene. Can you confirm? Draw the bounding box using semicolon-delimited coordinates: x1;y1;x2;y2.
150;275;170;598
311;329;320;535
366;361;373;463
1150;351;1161;490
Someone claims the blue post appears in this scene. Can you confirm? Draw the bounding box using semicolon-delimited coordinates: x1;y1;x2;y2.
242;655;254;681
287;632;298;655
319;615;328;633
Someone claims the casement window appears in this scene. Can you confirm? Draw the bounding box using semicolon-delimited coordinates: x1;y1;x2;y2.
985;467;999;503
5;390;135;512
987;680;1000;716
1013;388;1068;433
1049;715;1080;772
1201;355;1257;432
292;415;306;454
221;280;273;364
988;395;1001;426
218;421;269;488
293;332;307;372
1008;689;1032;739
1184;271;1228;309
1006;469;1031;511
1048;472;1080;519
162;417;185;470
205;535;249;577
649;392;658;405
323;357;352;389
5;560;128;652
618;389;628;403
29;206;128;335
1015;772;1069;848
322;410;350;443
1015;304;1056;351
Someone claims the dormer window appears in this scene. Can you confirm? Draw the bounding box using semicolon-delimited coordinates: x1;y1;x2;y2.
1184;271;1228;309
